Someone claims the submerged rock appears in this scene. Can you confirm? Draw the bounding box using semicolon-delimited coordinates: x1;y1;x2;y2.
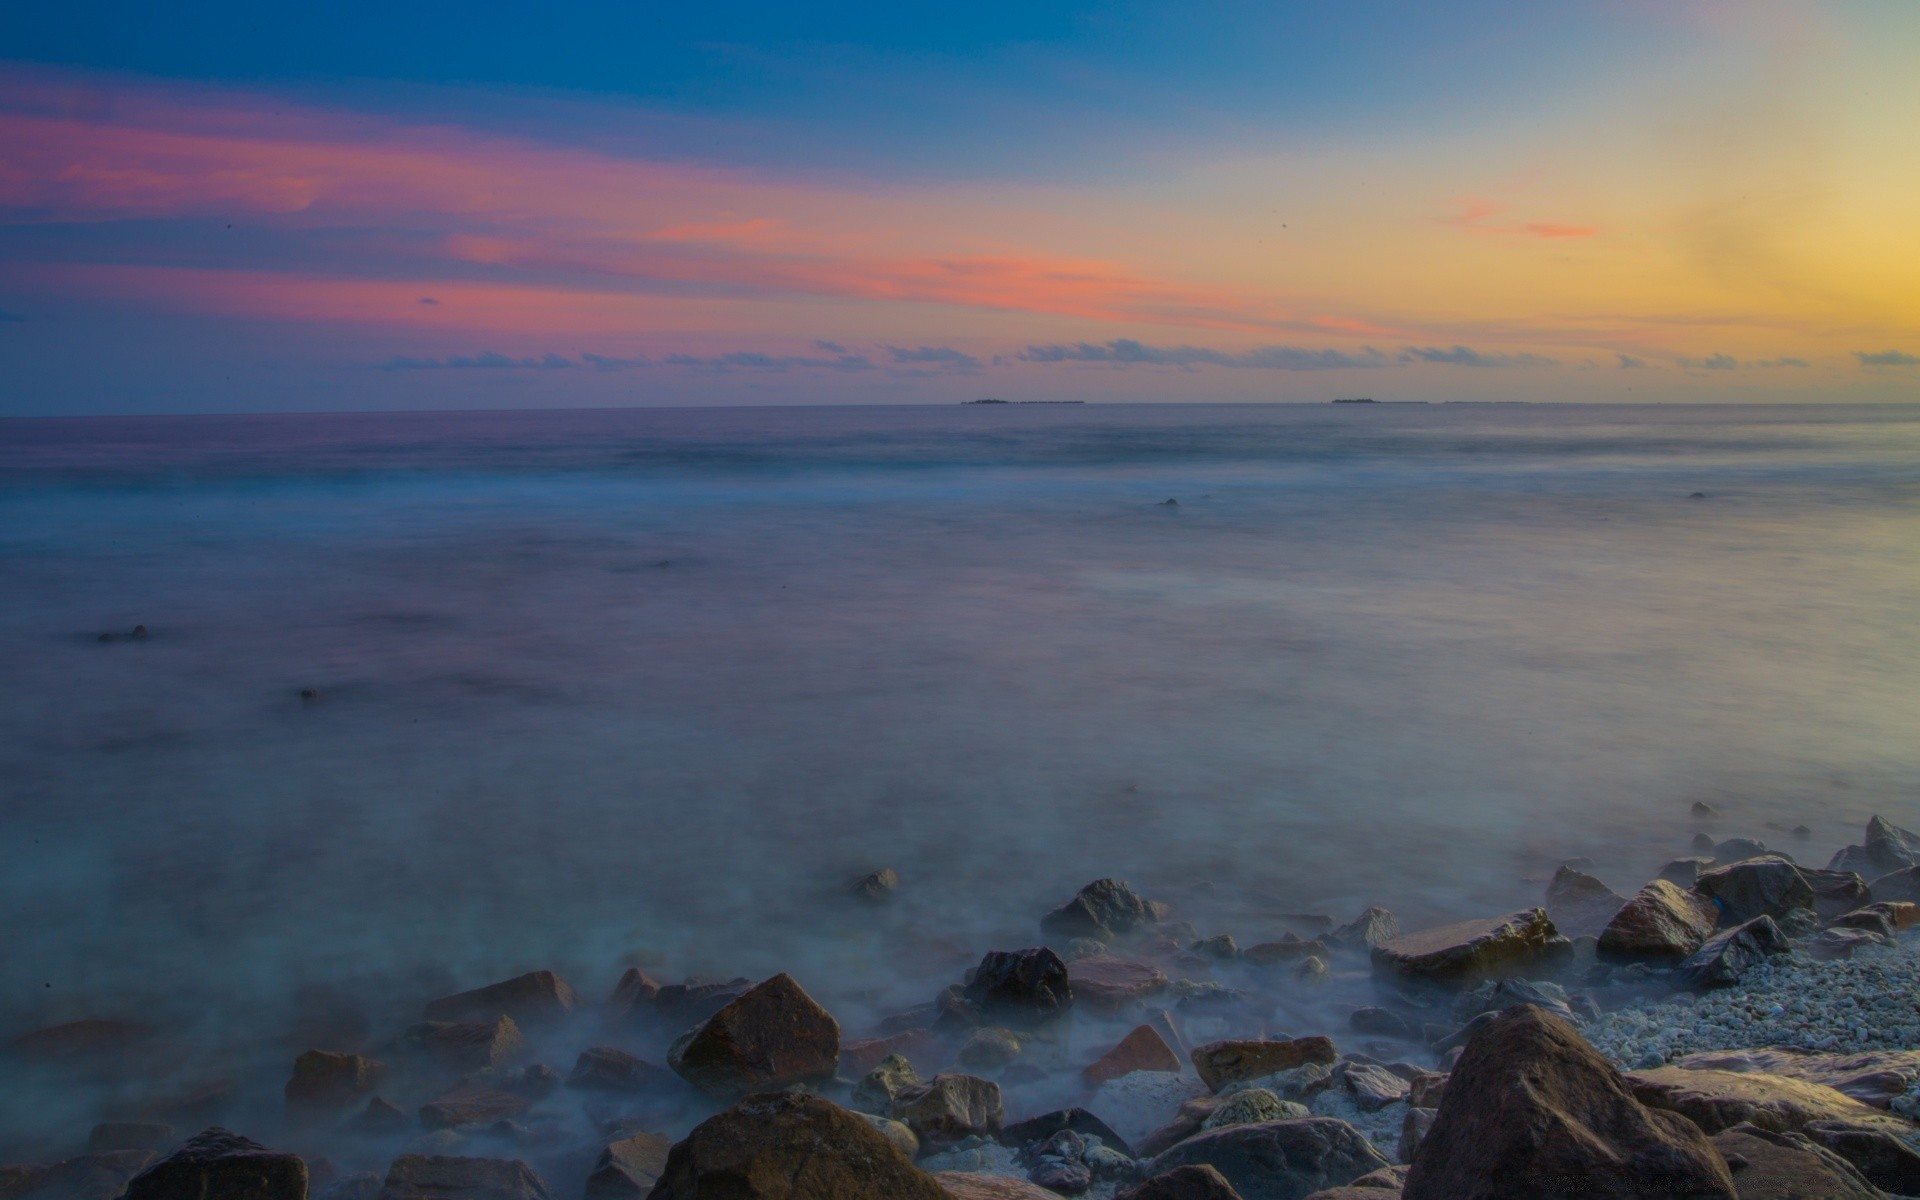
964;948;1074;1025
850;867;900;902
398;1016;524;1072
956;1026;1023;1071
1042;879;1160;943
418;1085;529;1130
422;970;578;1028
568;1046;672;1093
667;973;840;1101
285;1051;384;1127
1146;1118;1392;1200
1596;880;1719;962
649;1092;947;1200
378;1155;555;1200
123;1128;307;1200
1371;908;1563;986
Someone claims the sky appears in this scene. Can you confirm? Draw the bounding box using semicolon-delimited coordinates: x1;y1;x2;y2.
1;0;1918;413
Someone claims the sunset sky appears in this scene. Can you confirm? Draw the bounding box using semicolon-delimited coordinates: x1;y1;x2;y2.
2;1;1917;413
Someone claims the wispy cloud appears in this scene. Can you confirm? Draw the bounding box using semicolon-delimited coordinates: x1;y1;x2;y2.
1752;357;1809;368
383;351;579;370
1444;198;1600;241
887;345;983;372
1399;345;1558;367
1676;353;1739;370
663;349;874;372
1857;350;1920;367
1617;353;1647;368
1018;339;1389;369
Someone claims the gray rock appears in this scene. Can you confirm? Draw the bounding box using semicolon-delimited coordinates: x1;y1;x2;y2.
1693;856;1814;925
964;948;1074;1026
1675;915;1790;990
1803;1119;1920;1194
1146;1118;1392;1200
892;1073;1005;1148
1545;867;1628;940
1326;908;1399;953
1042;879;1159;943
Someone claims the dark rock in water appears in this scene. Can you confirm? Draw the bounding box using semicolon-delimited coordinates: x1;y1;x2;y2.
1243;938;1330;967
1802;1119;1920;1194
285;1050;384;1127
1083;1024;1182;1087
1712;837;1774;864
606;968;662;1021
1792;824;1812;838
423;970;578;1028
398;1016;524;1072
1544;866;1629;940
1402;1006;1735;1200
1146;1118;1392;1200
88;1122;174;1153
1709;1124;1880;1199
1370;908;1563;986
1115;1164;1245;1200
650;1092;947;1200
1326;908;1398;952
1799;867;1870;918
964;947;1074;1025
652;977;752;1028
1002;1109;1135;1158
850;868;900;902
1159;499;1180;508
1068;955;1168;1013
1676;915;1789;990
1042;879;1159;943
349;1096;410;1135
1029;1157;1093;1193
1348;1007;1417;1041
893;1073;1005;1147
123;1128;307;1200
1867;865;1920;904
569;1046;672;1093
1658;857;1716;887
1450;978;1574;1025
1694;856;1814;925
1191;1038;1337;1093
419;1085;529;1130
14;1150;157;1200
378;1154;556;1200
1691;801;1720;818
299;688;321;701
1596;880;1719;962
583;1131;672;1200
1692;832;1716;854
1808;926;1890;959
1192;935;1240;960
668;973;840;1101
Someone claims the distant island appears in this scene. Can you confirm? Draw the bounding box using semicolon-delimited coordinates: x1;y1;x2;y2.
962;399;1085;405
1331;397;1376;404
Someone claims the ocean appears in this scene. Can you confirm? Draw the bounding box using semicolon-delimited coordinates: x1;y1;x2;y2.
2;400;1918;1154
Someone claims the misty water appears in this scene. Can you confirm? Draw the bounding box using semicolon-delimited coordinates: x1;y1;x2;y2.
2;401;1918;1163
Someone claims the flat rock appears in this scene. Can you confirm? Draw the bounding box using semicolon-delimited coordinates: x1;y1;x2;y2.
583;1132;672;1200
418;1086;529;1130
1675;915;1789;990
1193;1039;1338;1093
1085;1025;1183;1088
286;1051;384;1127
123;1129;306;1200
893;1073;1005;1148
1116;1164;1246;1199
568;1046;671;1093
1672;1047;1920;1109
964;948;1074;1025
1597;880;1721;962
378;1155;555;1200
1371;909;1562;986
1403;1006;1735;1200
1146;1119;1392;1200
1042;879;1159;943
1070;956;1169;1014
1709;1124;1879;1200
649;1092;948;1200
1340;1064;1409;1112
1693;857;1814;925
667;973;840;1101
935;1174;1062;1200
1802;1119;1920;1193
1627;1066;1913;1136
422;971;578;1028
1545;866;1629;940
398;1017;524;1072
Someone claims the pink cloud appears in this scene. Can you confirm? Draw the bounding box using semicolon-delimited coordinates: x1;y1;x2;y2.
1444;197;1600;240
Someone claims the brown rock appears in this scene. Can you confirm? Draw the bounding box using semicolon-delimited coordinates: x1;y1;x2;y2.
842;1029;940;1079
935;1174;1063;1200
418;1086;530;1130
398;1016;524;1072
1070;955;1170;1013
649;1092;948;1200
1709;1124;1879;1199
1799;868;1871;919
667;973;840;1101
1693;857;1815;925
1084;1024;1183;1087
1671;1047;1920;1110
1116;1164;1247;1199
1192;1038;1338;1093
583;1131;672;1200
1402;1006;1736;1200
285;1051;384;1127
1370;908;1563;986
892;1073;1005;1147
1627;1066;1913;1136
423;970;577;1028
1545;866;1629;940
123;1128;306;1200
378;1155;555;1200
1406;1072;1446;1109
1596;880;1720;962
567;1046;671;1093
607;968;662;1021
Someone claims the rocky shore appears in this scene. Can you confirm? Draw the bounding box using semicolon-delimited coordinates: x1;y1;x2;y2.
7;816;1920;1199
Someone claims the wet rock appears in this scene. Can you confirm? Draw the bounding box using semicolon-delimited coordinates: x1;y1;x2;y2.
1829;904;1899;939
1339;1065;1409;1112
123;1128;306;1200
1596;880;1720;962
935;1175;1061;1200
853;1053;922;1114
1030;1153;1093;1194
398;1016;524;1072
1693;856;1814;925
349;1097;410;1136
1671;1047;1920;1110
1042;879;1160;943
1712;838;1773;864
12;1151;156;1200
1003;1109;1135;1158
1192;1038;1337;1093
1398;1105;1435;1163
653;978;752;1029
1402;1007;1734;1200
1326;908;1399;953
850;867;900;902
1406;1072;1446;1109
1708;1124;1879;1200
861;1114;920;1159
1370;908;1563;987
649;1092;947;1200
1808;927;1890;959
377;1155;555;1200
286;1051;384;1127
606;968;662;1021
422;971;578;1028
1244;938;1331;967
583;1131;671;1200
1085;1025;1183;1088
667;972;840;1101
1626;1066;1913;1136
1116;1165;1246;1200
1675;915;1790;990
1658;857;1716;887
957;1027;1023;1071
1236;1062;1335;1104
1146;1118;1392;1200
893;1073;1005;1148
1802;1119;1920;1194
1545;866;1629;940
1069;956;1169;1014
1193;935;1241;960
568;1046;671;1093
1449;978;1574;1024
86;1123;173;1153
963;948;1074;1025
1829;815;1920;878
419;1086;529;1130
1798;868;1871;919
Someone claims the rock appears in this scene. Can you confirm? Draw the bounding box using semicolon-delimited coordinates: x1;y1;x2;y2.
1116;1164;1246;1199
349;1097;411;1136
286;1051;384;1127
893;1074;1005;1148
861;1114;920;1159
568;1046;671;1093
1596;880;1720;962
957;1027;1023;1071
853;1053;922;1114
123;1128;306;1200
1802;1119;1920;1194
1030;1157;1093;1193
842;1029;939;1078
422;971;578;1028
1545;866;1629;940
1868;865;1920;904
1042;879;1159;943
1810;926;1892;959
1712;838;1773;864
1398;1105;1435;1163
1202;1089;1300;1130
649;1092;947;1199
1844;815;1920;876
1671;1047;1920;1109
319;1174;382;1200
1449;978;1574;1024
1675;915;1790;990
1829;904;1900;939
1708;1124;1879;1199
1693;856;1815;925
1371;909;1563;987
1692;832;1717;854
667;973;840;1101
1863;898;1918;929
1193;935;1241;960
1146;1119;1393;1200
1085;1025;1183;1088
607;968;662;1021
87;1122;174;1153
583;1131;672;1200
964;948;1074;1025
1626;1066;1913;1136
851;868;900;902
1244;938;1331;967
1799;868;1871;918
1003;1109;1135;1158
1340;1065;1409;1112
398;1016;524;1072
1192;1039;1338;1093
1692;801;1721;818
1658;857;1716;887
1326;909;1399;953
1070;956;1169;1013
418;1086;529;1130
377;1155;556;1200
1137;1095;1228;1159
14;1151;157;1200
1406;1073;1446;1109
1347;1008;1417;1041
653;978;752;1028
1402;1006;1736;1200
935;1175;1062;1200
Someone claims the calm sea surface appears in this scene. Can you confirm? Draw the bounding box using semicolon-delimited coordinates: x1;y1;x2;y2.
2;401;1918;1150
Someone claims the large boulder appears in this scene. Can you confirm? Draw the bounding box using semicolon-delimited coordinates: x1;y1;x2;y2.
1671;1047;1920;1110
649;1092;948;1200
1675;916;1789;990
1192;1038;1338;1093
892;1073;1005;1148
1596;880;1720;962
285;1051;384;1127
122;1128;307;1200
1829;815;1920;878
1070;956;1170;1014
1116;1165;1247;1199
1370;909;1563;987
667;973;840;1101
378;1155;555;1200
1085;1025;1183;1088
1545;866;1629;940
1693;857;1814;925
1626;1066;1913;1136
1798;868;1871;918
1042;879;1159;943
422;971;578;1028
568;1046;672;1093
1145;1119;1391;1200
1402;1006;1736;1200
963;948;1073;1025
1803;1120;1920;1194
583;1132;672;1200
1708;1124;1880;1200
